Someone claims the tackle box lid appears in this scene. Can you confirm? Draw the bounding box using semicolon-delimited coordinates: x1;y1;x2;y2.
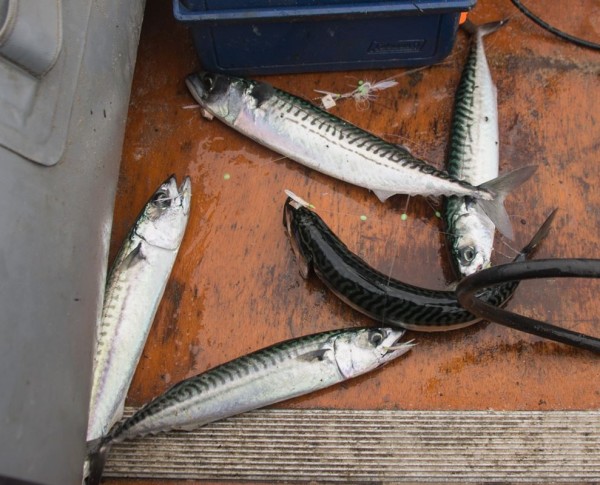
175;0;477;23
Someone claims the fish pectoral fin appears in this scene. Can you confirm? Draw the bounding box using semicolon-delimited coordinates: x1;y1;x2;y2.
122;242;146;269
288;232;313;279
372;189;397;202
296;348;331;362
298;256;311;279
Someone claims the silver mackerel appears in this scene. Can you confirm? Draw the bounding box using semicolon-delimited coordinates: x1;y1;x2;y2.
186;72;535;238
86;327;413;484
446;20;508;277
87;175;192;443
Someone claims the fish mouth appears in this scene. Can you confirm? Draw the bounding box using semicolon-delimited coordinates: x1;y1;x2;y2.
380;328;415;363
185;73;209;105
284;189;310;210
178;176;192;215
162;175;192;216
282;189;311;229
186;71;231;106
462;260;489;277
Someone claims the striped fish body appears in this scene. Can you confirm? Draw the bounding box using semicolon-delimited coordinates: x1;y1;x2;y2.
108;327;411;442
284;196;554;332
186;72;536;239
87;176;192;443
446;20;506;277
188;73;481;200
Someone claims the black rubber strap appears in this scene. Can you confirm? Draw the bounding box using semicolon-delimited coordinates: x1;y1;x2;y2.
456;259;600;353
511;0;600;51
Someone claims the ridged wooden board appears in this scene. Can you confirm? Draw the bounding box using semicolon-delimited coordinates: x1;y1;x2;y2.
104;408;600;482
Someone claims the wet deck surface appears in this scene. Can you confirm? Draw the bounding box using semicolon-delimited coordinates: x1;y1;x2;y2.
105;0;599;482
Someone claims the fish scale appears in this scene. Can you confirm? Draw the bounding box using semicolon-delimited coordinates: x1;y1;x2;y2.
284;197;555;332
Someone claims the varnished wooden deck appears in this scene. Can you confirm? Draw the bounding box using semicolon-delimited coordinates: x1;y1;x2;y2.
104;0;599;482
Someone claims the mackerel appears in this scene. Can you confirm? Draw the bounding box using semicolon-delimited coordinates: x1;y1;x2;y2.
186;72;536;239
87;176;192;443
446;20;508;277
284;192;556;331
86;327;413;484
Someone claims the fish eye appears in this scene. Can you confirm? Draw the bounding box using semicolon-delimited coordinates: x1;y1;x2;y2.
203;74;215;91
151;191;171;209
459;246;476;264
368;330;384;346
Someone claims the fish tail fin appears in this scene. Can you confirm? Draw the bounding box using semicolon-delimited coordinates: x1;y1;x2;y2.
85;437;113;485
518;208;558;260
476;165;537;239
462;18;509;37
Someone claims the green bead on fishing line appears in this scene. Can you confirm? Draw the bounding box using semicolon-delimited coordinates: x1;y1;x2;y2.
401;214;408;221
435;211;441;218
223;173;231;180
360;215;367;221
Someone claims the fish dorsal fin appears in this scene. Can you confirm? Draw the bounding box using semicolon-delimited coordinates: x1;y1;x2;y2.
296;252;312;279
122;242;145;269
517;208;558;261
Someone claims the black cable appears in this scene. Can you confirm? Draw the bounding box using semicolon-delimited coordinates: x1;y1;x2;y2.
456;259;600;353
511;0;600;51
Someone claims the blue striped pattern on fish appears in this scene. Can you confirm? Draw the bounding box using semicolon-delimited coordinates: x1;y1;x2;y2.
85;327;413;484
186;72;536;238
284;195;555;332
87;176;191;443
445;20;508;277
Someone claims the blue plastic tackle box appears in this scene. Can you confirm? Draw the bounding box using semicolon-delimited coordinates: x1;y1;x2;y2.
173;0;476;75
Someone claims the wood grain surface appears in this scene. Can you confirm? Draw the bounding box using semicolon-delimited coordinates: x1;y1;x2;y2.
104;0;599;482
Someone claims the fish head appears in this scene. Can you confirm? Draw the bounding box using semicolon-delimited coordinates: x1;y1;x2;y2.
282;191;314;279
332;328;413;379
135;175;192;250
186;71;248;124
451;209;495;277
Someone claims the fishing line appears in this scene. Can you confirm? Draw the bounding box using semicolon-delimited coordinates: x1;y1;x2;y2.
456;258;600;353
510;0;600;50
424;196;442;218
401;195;411;220
495;235;522;259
